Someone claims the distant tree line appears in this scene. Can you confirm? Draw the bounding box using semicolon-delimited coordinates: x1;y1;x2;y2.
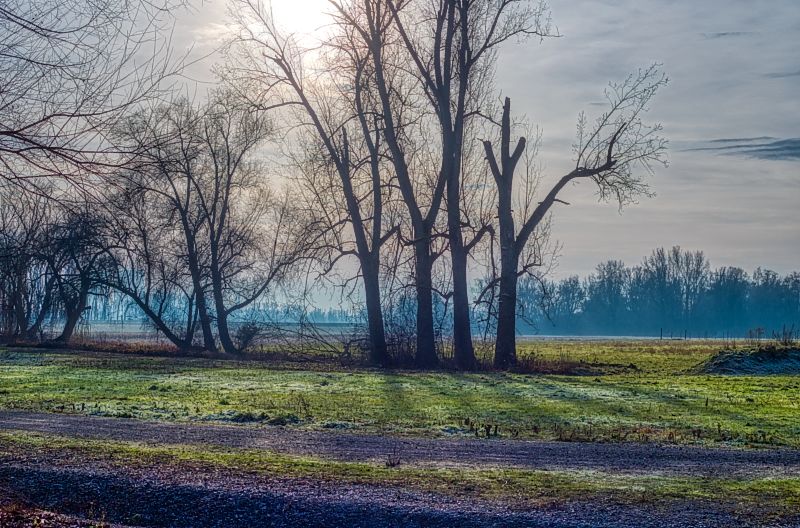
515;247;800;338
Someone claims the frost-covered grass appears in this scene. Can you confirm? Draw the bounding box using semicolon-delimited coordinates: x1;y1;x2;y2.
1;342;798;447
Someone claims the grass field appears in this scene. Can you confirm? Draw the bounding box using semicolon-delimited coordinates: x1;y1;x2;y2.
1;341;798;448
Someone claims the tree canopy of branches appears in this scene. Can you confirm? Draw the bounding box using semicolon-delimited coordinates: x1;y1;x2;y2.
226;0;559;368
0;0;181;190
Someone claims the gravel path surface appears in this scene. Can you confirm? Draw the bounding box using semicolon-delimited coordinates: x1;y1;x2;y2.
2;411;800;478
1;450;795;528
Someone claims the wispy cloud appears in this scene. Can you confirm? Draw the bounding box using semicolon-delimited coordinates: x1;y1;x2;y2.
701;31;756;39
708;137;776;144
764;70;800;79
685;138;800;161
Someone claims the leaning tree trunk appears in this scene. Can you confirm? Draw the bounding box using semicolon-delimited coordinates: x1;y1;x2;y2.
26;275;56;340
57;302;83;344
112;285;193;352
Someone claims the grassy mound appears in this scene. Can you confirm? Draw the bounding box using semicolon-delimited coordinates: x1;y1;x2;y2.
699;346;800;375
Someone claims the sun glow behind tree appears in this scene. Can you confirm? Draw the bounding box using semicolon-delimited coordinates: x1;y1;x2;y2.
263;0;332;45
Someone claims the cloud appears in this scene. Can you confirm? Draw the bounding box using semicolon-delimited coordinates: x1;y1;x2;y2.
740;139;800;160
191;23;230;43
708;137;776;144
701;31;756;39
685;138;800;161
764;70;800;79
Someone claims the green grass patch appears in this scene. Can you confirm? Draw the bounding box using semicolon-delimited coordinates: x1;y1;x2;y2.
1;342;799;447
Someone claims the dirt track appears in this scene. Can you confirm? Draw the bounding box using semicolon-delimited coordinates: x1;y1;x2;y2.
4;452;788;528
2;411;800;527
2;411;800;477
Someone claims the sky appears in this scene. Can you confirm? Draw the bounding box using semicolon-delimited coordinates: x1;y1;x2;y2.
178;0;799;279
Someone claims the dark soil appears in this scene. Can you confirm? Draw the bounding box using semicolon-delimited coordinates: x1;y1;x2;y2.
0;501;119;528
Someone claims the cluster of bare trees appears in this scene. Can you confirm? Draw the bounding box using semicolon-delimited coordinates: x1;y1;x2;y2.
0;94;306;352
0;189;107;341
103;93;307;353
1;0;669;369
222;0;667;368
1;0;304;353
1;0;184;338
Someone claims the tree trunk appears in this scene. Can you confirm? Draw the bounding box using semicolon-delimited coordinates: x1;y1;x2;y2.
187;257;215;352
493;179;520;369
57;305;82;344
485;97;529;369
26;274;56;340
210;266;238;355
12;269;27;337
362;256;388;366
216;310;237;355
447;177;476;370
107;281;193;351
195;290;217;352
180;218;216;353
55;279;90;344
414;232;438;368
494;249;519;369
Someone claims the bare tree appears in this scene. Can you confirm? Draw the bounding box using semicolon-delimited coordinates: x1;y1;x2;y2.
482;66;668;368
225;1;398;364
199;94;307;354
109;94;305;354
0;185;57;339
46;207;109;343
99;184;201;350
115;100;219;351
316;0;443;367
